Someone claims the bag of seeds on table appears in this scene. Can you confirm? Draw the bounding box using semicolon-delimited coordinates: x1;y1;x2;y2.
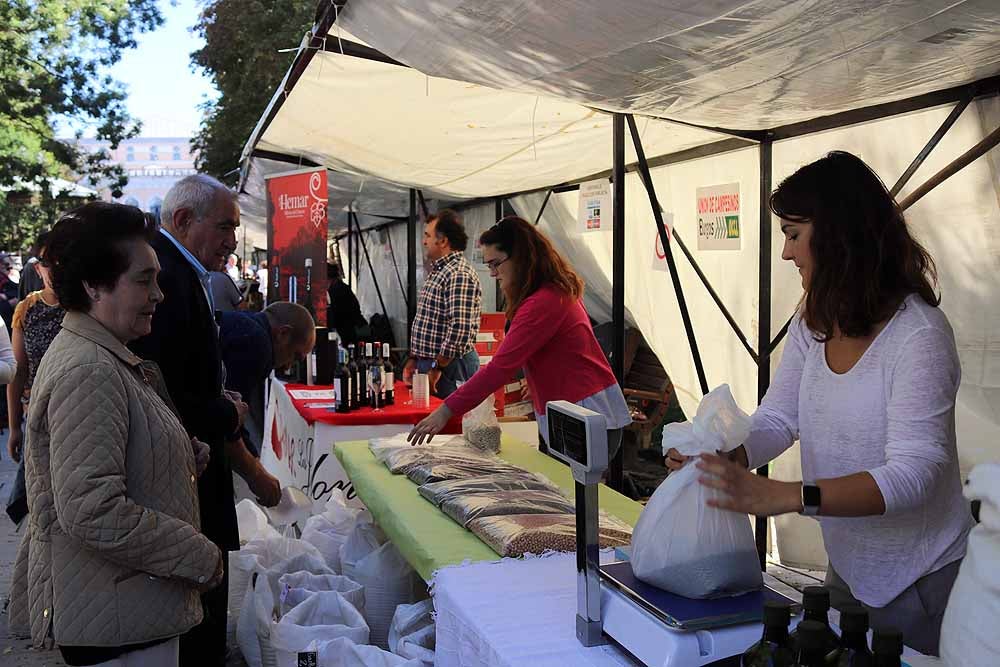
469;512;632;557
405;456;527;486
441;488;575;527
369;437;471;475
630;384;763;599
417;472;561;506
462;394;502;453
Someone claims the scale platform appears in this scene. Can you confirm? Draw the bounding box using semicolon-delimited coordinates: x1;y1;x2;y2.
599;560;800;667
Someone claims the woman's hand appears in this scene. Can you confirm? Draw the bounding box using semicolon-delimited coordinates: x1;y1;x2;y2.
665;445;748;472
407;404;453;446
191;438;211;476
7;426;22;463
696;453;803;517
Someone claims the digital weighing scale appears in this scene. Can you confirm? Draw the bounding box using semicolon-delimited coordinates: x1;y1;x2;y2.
546;401;799;667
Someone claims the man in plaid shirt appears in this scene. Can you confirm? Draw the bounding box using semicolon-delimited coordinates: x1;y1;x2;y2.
403;209;482;398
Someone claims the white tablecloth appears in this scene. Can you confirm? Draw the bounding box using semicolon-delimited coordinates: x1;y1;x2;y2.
432;552;640;667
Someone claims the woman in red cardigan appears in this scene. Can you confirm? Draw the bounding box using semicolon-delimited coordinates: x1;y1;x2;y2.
408;216;630;448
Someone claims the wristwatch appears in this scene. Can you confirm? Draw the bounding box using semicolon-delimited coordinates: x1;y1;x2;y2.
800;482;821;516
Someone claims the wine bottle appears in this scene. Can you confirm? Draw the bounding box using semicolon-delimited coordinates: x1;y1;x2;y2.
271;259;280;302
356;342;370;407
382;343;395;405
347;344;362;409
830;606;874;667
741;601;795;666
365;342;376;408
789;587;839;656
334;348;352;413
872;628;903;667
792;620;830;667
303;258;316;319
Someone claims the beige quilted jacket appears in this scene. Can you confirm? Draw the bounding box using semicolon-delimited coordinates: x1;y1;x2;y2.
8;312;221;649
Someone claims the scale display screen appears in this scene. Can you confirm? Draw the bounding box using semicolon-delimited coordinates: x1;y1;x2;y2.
548;408;589;467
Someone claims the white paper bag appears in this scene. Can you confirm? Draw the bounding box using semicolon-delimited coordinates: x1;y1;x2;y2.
631;385;763;598
940;463;1000;667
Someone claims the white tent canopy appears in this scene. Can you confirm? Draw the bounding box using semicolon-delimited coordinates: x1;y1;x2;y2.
241;1;1000;566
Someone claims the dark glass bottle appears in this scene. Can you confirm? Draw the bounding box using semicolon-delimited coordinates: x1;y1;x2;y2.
357;342;371;407
830;606;873;667
271;258;280;302
303;258;316;319
789;587;839;656
364;342;376;407
792;620;829;667
334;348;352;413
347;344;362;409
742;601;795;666
872;628;903;667
382;343;395;405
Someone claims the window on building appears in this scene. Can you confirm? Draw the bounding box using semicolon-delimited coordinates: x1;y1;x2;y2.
126;145;135;162
149;145;158;161
172;146;182;160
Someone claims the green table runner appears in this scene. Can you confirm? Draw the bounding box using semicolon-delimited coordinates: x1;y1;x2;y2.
334;435;642;580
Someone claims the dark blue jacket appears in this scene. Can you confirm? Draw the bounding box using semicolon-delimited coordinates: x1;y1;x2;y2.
219;311;273;456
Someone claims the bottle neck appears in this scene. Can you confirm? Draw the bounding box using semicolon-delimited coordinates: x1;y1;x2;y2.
841;630;869;651
762;624;788;644
802;609;828;624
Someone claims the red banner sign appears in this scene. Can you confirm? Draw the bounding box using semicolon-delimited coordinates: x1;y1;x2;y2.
266;167;329;325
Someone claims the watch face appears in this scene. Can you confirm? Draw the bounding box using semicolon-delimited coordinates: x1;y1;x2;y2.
803;484;822;508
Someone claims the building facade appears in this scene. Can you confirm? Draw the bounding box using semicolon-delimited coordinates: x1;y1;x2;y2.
76;136;197;213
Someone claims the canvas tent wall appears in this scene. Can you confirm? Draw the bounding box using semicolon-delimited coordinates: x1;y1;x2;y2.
239;0;1000;567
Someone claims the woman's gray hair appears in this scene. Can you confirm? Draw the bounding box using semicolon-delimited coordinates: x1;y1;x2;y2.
160;174;237;227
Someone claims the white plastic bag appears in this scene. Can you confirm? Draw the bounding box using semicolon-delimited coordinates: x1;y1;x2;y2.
632;384;762;598
299;637;423;667
234;537;329;667
270;592;369;667
940;463;1000;667
340;519;415;649
301;490;365;572
462;395;502;453
232;537;326;664
388;600;435;665
237;498;281;545
266;486;314;528
277;572;365;618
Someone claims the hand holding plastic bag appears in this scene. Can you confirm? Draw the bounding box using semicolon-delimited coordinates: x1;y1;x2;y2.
462;395;502;453
632;385;762;598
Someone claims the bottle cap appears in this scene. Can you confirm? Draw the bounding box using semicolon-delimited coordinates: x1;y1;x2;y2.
872;628;903;655
840;605;869;633
801;586;830;612
795;620;827;650
763;600;790;627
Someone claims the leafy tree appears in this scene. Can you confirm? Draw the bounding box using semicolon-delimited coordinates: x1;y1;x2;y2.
0;0;162;251
191;0;314;183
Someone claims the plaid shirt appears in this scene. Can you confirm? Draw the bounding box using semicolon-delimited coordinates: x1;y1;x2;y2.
410;251;482;359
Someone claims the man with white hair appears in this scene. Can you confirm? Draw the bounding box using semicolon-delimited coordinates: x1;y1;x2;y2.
225;253;240;282
129;173;245;666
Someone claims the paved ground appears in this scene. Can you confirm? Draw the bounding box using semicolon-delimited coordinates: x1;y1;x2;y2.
0;430;63;667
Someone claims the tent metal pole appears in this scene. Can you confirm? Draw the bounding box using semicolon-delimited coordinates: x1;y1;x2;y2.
494;198;504;312
755;135;774;571
386;230;408;308
610;113;626;492
625;114;710;395
891;92;974;197
355;211;361;292
354;211;394;345
898;123;1000;212
407;189;418;340
769;314;794;356
417;189;430;219
533;190;552;226
347;206;354;291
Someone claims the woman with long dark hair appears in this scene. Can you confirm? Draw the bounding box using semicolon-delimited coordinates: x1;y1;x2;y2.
408;216;630;448
667;151;972;655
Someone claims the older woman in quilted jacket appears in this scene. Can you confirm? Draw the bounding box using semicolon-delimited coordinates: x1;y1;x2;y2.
8;203;224;667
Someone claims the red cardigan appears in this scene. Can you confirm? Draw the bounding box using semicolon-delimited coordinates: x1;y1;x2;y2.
445;285;618;417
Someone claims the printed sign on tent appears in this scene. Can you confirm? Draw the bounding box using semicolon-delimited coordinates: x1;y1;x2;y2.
696;182;741;251
266;167;330;324
651;213;675;272
577;178;613;233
